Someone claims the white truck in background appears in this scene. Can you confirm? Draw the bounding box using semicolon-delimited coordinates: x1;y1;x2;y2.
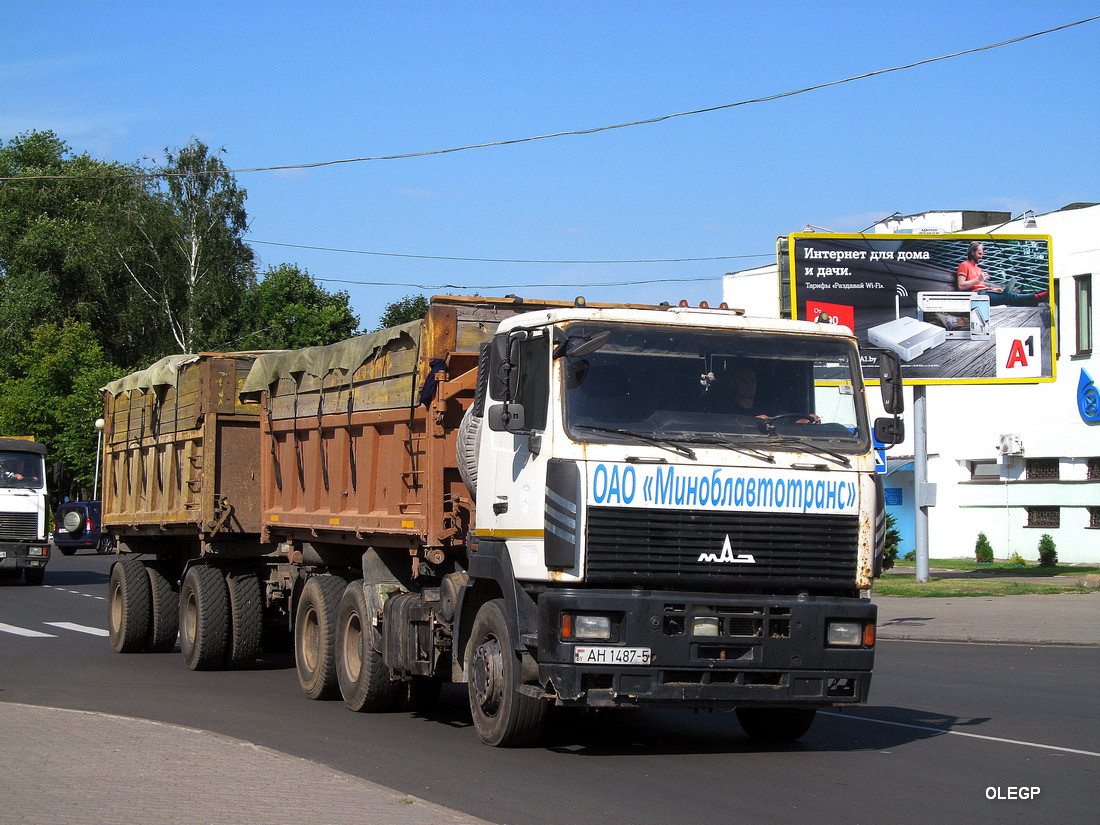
0;437;50;586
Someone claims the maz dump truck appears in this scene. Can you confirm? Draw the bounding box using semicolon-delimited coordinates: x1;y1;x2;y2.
104;295;904;746
0;437;50;586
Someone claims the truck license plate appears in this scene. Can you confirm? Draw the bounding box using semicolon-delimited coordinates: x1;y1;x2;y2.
573;646;652;665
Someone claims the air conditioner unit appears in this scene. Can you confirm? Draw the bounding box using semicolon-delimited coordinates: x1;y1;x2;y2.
997;434;1024;455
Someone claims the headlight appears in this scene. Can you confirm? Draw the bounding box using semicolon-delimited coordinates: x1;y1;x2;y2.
29;546;48;557
691;616;721;636
826;620;864;646
561;614;612;640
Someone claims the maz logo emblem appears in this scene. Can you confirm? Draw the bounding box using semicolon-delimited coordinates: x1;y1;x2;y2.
698;535;756;564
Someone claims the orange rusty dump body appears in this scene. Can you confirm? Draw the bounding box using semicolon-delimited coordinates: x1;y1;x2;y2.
240;296;612;555
101;354;265;545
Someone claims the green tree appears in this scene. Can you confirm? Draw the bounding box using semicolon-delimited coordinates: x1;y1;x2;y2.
0;130;157;372
236;264;360;350
376;294;429;330
881;512;901;571
0;320;122;498
118;138;255;353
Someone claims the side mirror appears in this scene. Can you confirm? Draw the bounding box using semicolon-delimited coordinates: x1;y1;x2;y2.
876;350;904;415
487;403;526;432
874;416;904;447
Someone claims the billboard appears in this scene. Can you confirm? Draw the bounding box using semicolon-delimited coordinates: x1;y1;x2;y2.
786;234;1054;385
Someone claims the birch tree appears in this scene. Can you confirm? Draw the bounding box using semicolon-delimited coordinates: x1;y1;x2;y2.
120;139;255;353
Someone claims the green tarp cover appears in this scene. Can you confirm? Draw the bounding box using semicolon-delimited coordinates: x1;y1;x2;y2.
239;321;421;401
101;354;203;396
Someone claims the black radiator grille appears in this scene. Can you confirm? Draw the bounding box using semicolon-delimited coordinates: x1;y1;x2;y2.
585;506;858;589
0;512;38;542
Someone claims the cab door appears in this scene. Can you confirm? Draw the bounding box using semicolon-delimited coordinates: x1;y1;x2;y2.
477;329;554;580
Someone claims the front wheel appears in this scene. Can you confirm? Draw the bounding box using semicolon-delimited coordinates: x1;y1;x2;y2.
23;566;45;586
735;707;817;741
467;599;546;747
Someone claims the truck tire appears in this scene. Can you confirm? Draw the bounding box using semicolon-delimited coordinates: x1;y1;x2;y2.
735;707;817;742
24;566;45;586
108;558;151;653
145;563;179;653
295;575;345;699
225;571;263;669
467;599;546;747
179;565;230;671
336;580;399;712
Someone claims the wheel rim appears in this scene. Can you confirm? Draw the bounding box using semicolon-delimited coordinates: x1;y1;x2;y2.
301;607;320;671
109;581;123;634
471;636;505;718
183;589;198;647
342;612;363;682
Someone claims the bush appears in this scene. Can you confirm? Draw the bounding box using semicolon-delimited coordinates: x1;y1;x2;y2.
975;532;994;564
1008;551;1027;566
1037;534;1058;567
903;550;916;562
881;513;901;571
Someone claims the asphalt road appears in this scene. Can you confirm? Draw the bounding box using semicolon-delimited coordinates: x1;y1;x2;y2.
1;552;1096;825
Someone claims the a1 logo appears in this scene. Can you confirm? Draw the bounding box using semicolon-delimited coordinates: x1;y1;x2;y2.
995;327;1043;379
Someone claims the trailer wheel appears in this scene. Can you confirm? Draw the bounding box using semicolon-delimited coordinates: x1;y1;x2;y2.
145;563;179;653
108;558;151;653
179;565;230;671
467;599;546;747
336;580;399;711
295;575;345;699
225;571;263;669
735;707;817;742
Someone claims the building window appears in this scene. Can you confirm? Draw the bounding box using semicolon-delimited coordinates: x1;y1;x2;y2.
1088;457;1100;480
1075;275;1093;356
1090;507;1100;529
1027;507;1060;528
1025;458;1059;480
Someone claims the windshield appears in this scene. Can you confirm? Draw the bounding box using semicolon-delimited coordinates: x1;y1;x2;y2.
0;450;46;489
562;322;869;453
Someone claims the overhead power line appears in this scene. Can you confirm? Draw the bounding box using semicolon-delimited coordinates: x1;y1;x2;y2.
307;274;726;290
248;238;774;264
4;15;1096;183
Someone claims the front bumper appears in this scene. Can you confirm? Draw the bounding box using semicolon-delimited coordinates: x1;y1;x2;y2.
0;541;50;571
536;589;875;709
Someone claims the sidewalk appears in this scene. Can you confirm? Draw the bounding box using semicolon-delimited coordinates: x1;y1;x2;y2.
875;592;1100;646
0;702;496;825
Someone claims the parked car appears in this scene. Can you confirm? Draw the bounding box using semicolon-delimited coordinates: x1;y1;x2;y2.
53;501;114;555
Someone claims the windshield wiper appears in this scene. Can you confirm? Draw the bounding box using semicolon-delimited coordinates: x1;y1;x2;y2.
677;435;776;464
764;437;851;467
573;425;697;460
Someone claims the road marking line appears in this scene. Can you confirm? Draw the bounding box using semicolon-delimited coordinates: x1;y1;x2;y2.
0;622;57;638
45;622;110;637
822;711;1100;757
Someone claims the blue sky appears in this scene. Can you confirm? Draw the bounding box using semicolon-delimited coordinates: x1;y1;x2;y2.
3;1;1098;329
